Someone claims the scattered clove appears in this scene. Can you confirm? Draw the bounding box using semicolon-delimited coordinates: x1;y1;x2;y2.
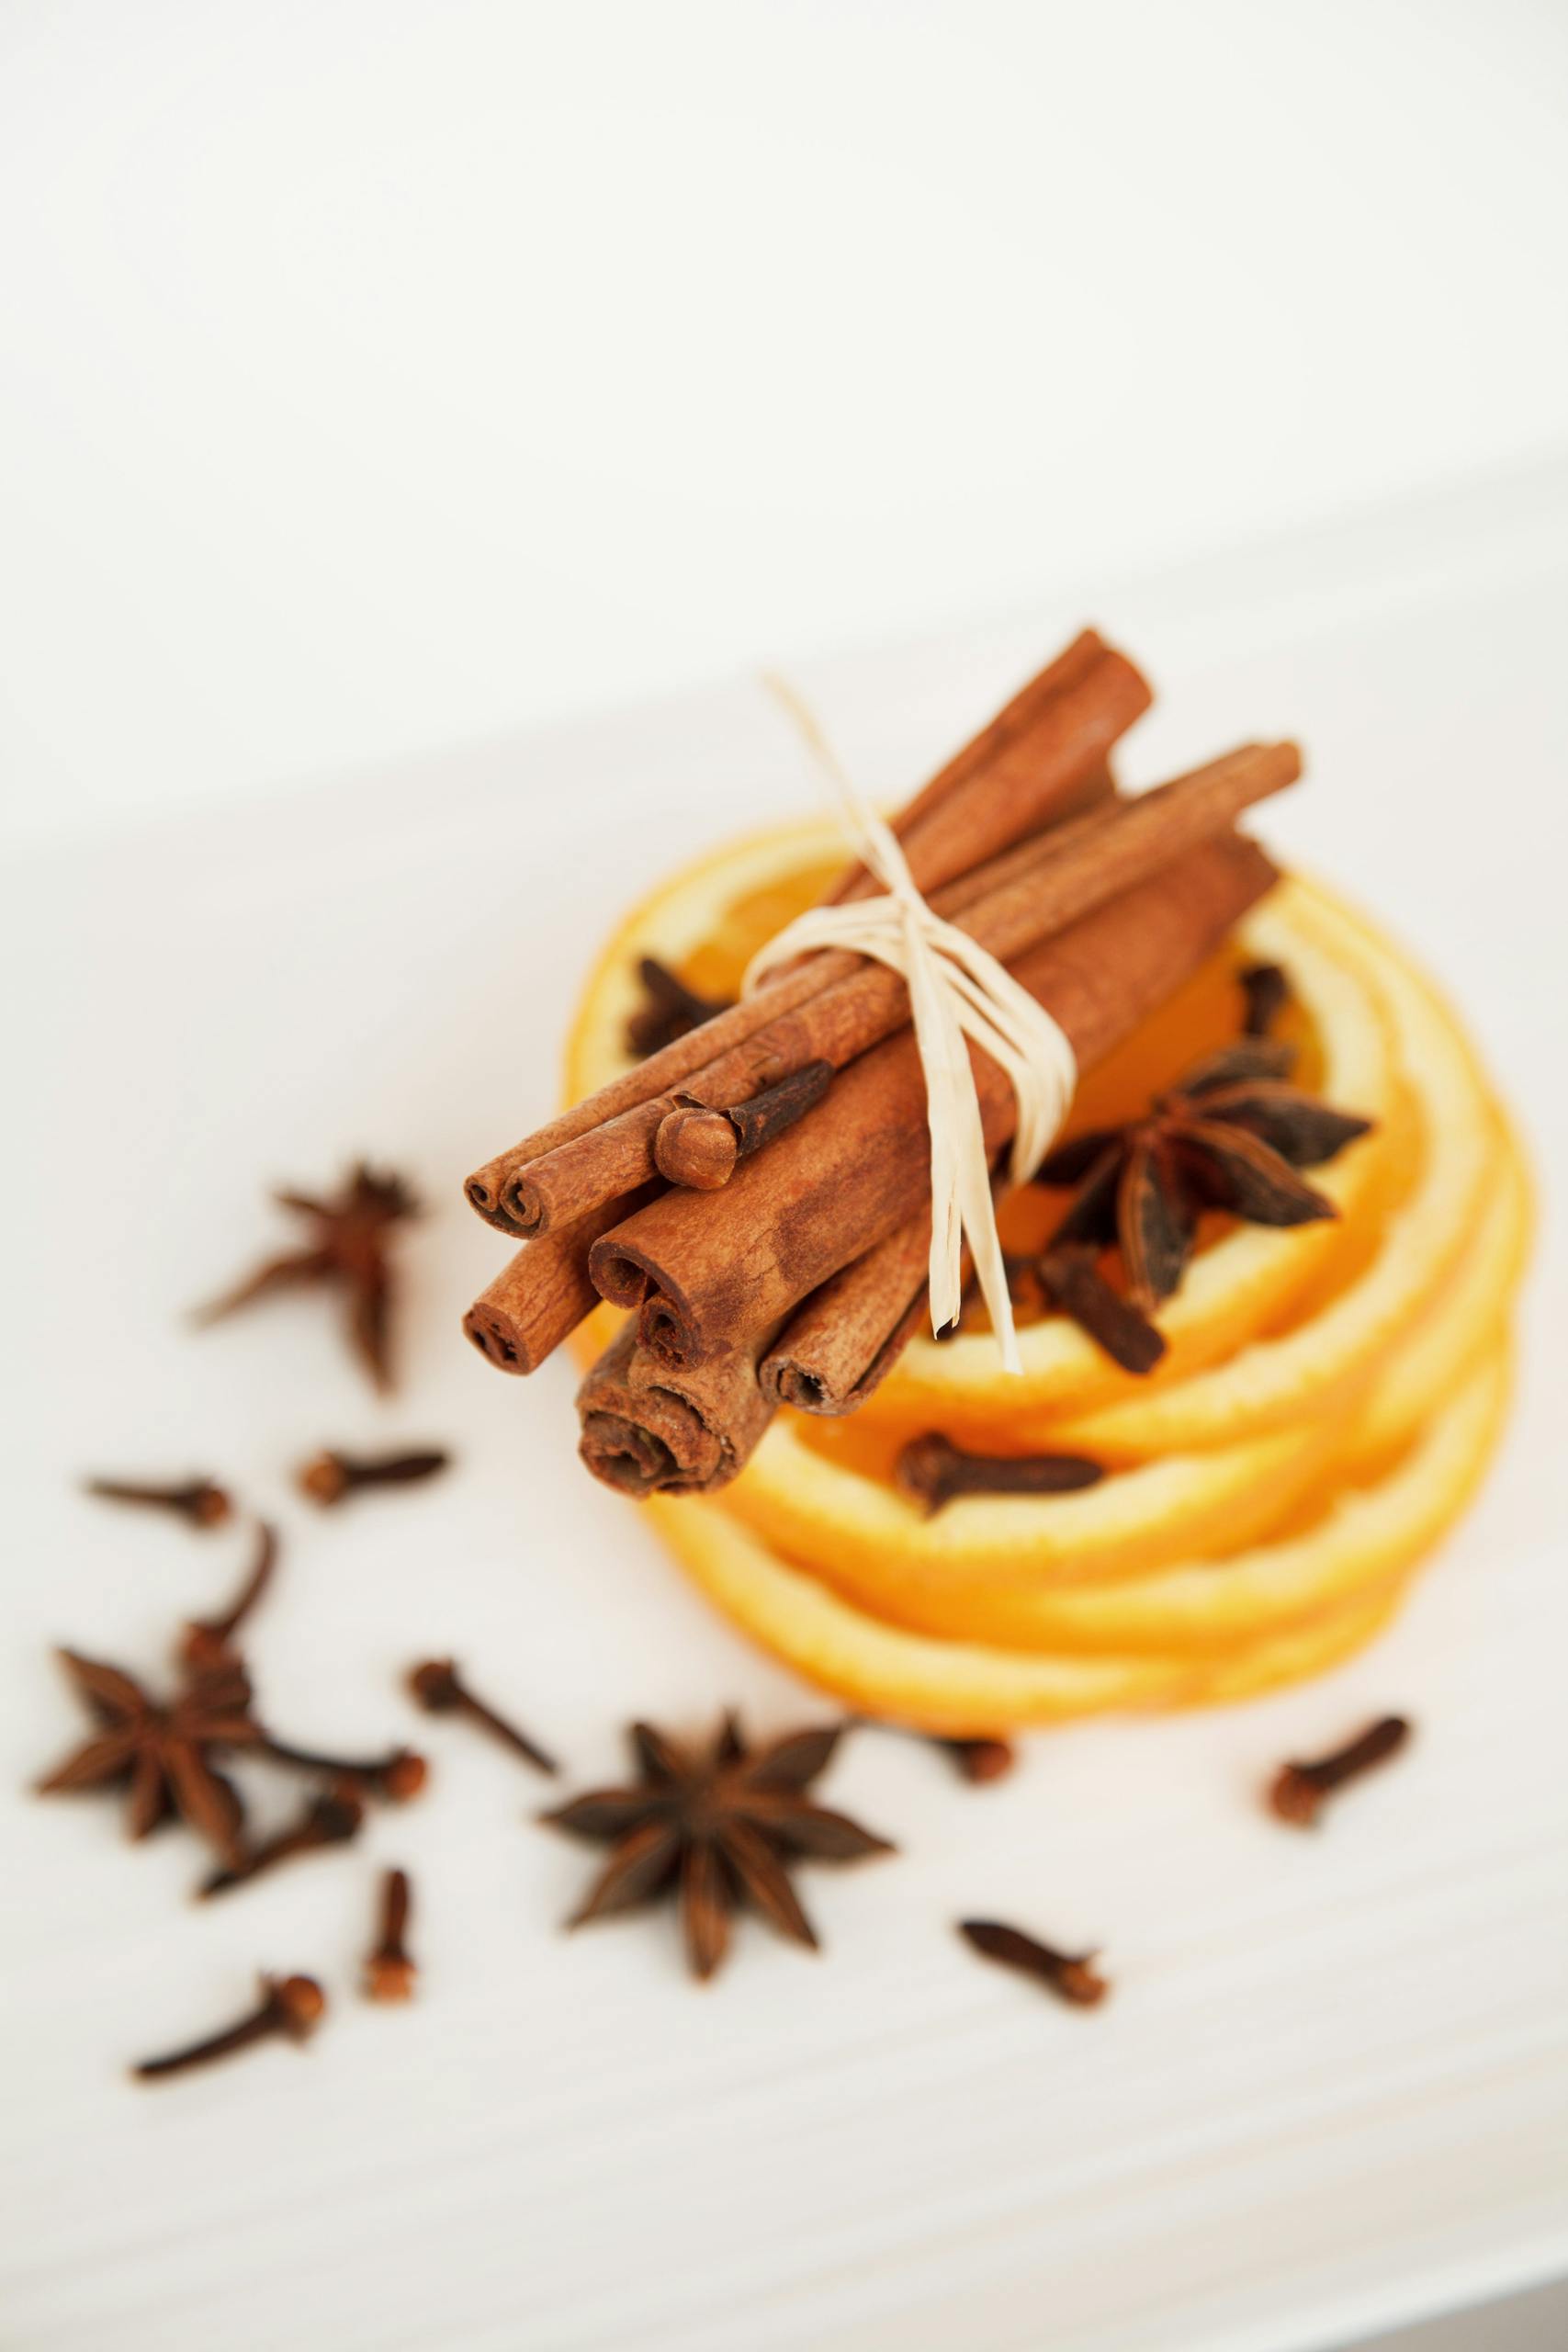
407;1658;557;1776
258;1736;427;1803
896;1431;1103;1514
958;1919;1110;2007
133;1973;326;2081
199;1782;365;1898
297;1446;450;1508
625;957;732;1058
179;1521;279;1670
83;1474;232;1531
363;1868;417;2002
1269;1714;1412;1828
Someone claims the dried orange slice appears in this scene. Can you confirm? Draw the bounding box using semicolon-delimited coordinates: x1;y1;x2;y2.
1029;882;1506;1459
719;1119;1528;1645
649;1349;1509;1728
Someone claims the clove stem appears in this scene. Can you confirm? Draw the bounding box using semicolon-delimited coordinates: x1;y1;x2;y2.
85;1475;232;1531
133;1973;325;2079
181;1521;278;1668
199;1785;365;1897
297;1447;449;1507
959;1919;1109;2007
896;1431;1102;1514
1269;1715;1412;1827
364;1867;417;2001
407;1659;557;1775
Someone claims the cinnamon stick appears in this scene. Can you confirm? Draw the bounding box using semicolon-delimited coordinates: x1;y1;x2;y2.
815;630;1105;905
760;1214;937;1413
463;632;1143;1234
592;835;1277;1370
576;1320;775;1496
462;1187;658;1375
829;634;1149;903
502;743;1296;1236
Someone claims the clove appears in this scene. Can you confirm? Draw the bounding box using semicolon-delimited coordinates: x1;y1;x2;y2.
133;1973;326;2080
179;1521;279;1669
896;1431;1103;1514
363;1867;417;2002
407;1658;557;1776
958;1919;1110;2007
1269;1714;1412;1828
937;1736;1017;1784
84;1474;232;1531
198;1782;365;1897
654;1060;834;1191
1238;960;1291;1037
297;1446;450;1508
258;1736;427;1804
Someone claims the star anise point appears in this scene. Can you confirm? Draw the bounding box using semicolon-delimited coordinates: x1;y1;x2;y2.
195;1161;418;1390
545;1715;889;1980
1034;994;1371;1372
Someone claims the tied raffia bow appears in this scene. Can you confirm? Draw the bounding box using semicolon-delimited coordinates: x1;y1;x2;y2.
745;678;1078;1372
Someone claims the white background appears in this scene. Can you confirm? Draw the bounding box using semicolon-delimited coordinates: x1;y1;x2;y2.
2;6;1565;2349
3;0;1568;841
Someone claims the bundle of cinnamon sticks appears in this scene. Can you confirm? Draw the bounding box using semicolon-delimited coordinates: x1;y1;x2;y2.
461;630;1298;1496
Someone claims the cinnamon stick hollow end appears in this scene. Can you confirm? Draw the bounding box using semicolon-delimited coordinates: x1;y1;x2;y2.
576;1323;775;1496
762;1216;936;1414
578;1410;688;1498
465;1187;660;1377
463;1165;529;1238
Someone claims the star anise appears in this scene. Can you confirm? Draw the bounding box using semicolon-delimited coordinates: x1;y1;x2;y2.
193;1162;419;1391
35;1649;263;1868
1035;1035;1371;1342
542;1716;894;1981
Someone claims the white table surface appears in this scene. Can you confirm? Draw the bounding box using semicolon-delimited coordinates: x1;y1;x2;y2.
2;462;1566;2352
3;0;1568;843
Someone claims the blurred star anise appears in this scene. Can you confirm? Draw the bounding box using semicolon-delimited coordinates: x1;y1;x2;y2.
1036;1035;1371;1341
35;1649;262;1868
194;1162;419;1391
625;957;732;1058
543;1717;894;1981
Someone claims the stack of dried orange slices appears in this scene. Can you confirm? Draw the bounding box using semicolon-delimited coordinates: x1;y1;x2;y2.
565;819;1529;1733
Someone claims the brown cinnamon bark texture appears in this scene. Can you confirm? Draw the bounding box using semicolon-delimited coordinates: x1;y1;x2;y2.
761;1214;937;1413
591;835;1277;1370
576;1320;775;1495
829;634;1148;904
464;630;1145;1234
502;743;1296;1236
